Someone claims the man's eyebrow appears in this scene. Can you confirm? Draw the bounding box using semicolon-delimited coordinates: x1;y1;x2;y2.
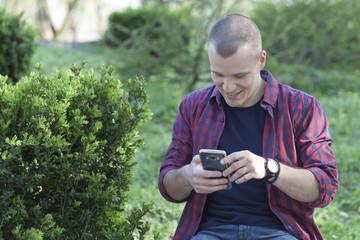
211;70;250;76
210;70;222;74
233;71;249;76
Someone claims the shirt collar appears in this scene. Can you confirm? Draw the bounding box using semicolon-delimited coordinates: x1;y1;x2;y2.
261;69;279;109
210;86;222;105
209;69;279;109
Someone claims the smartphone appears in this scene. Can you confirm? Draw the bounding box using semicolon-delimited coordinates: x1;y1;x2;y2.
199;149;232;190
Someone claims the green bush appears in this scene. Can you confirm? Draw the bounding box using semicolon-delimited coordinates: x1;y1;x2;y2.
103;6;192;75
104;7;153;46
0;62;152;239
0;8;36;83
252;0;360;69
104;5;191;49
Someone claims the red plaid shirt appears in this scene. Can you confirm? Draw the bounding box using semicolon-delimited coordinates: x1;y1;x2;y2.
158;70;338;240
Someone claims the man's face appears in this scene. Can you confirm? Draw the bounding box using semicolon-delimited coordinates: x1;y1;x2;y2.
208;44;266;108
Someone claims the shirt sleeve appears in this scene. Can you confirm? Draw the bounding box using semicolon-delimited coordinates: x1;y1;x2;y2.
158;96;194;203
295;97;338;208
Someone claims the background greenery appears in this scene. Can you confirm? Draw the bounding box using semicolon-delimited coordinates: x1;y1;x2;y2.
0;8;36;83
2;0;360;239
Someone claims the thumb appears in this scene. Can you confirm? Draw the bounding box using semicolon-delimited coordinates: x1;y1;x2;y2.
191;155;202;167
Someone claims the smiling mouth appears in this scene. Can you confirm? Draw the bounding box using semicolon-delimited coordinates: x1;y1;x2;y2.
227;91;242;97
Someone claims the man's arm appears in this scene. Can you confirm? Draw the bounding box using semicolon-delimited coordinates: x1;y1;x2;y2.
163;165;193;201
274;163;319;202
163;155;229;201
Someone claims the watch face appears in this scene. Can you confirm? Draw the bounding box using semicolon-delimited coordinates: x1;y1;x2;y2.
268;159;279;173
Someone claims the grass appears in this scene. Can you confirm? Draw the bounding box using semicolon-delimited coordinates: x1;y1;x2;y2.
31;42;360;239
315;92;360;239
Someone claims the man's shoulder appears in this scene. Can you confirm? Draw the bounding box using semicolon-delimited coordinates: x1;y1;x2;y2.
274;82;324;119
277;82;317;103
264;69;315;99
263;70;317;108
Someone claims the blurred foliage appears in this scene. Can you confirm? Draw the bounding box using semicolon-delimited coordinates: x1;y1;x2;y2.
250;0;360;94
104;5;191;56
104;0;360;92
105;5;187;45
0;8;36;83
252;0;360;69
0;62;153;239
103;4;192;82
104;0;247;91
264;58;360;94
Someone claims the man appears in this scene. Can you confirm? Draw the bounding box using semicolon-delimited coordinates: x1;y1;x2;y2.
158;14;338;240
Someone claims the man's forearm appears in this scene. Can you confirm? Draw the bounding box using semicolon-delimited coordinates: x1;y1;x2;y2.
163;165;193;201
274;163;320;202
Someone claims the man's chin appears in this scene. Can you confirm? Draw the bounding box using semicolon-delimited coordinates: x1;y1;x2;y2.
225;99;245;108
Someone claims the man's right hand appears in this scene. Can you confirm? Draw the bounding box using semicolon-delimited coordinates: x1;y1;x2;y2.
184;155;229;194
163;155;229;201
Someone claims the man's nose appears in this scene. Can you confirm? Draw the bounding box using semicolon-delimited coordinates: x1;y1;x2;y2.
223;79;236;93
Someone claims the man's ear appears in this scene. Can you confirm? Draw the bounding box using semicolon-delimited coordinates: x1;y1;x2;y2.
259;50;267;69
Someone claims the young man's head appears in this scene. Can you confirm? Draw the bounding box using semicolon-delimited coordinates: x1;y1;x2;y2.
208;13;262;59
207;14;266;108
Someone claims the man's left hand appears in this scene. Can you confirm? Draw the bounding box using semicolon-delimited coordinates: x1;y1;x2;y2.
221;150;266;184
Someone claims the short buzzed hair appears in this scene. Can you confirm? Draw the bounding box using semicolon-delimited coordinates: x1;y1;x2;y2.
207;14;262;58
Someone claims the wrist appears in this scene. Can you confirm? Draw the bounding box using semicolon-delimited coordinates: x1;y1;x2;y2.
262;158;280;184
180;164;193;189
164;166;193;201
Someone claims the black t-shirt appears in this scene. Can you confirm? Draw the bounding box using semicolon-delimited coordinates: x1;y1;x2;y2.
199;97;285;230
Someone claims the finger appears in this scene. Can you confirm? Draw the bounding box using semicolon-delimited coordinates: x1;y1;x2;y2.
229;166;250;182
221;150;251;165
191;155;205;171
192;155;201;165
234;172;253;184
193;178;228;193
195;169;223;179
197;176;228;186
194;184;228;194
222;159;247;177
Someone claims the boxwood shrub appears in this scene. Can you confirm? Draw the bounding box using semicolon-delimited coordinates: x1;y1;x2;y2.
0;62;152;239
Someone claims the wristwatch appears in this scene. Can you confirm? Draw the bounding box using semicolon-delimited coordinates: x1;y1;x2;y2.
263;158;280;184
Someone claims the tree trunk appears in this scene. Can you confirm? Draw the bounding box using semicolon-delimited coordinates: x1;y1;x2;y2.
37;0;57;39
36;0;80;41
56;0;80;40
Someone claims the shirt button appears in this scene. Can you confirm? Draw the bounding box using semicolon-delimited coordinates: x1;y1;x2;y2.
220;118;224;123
